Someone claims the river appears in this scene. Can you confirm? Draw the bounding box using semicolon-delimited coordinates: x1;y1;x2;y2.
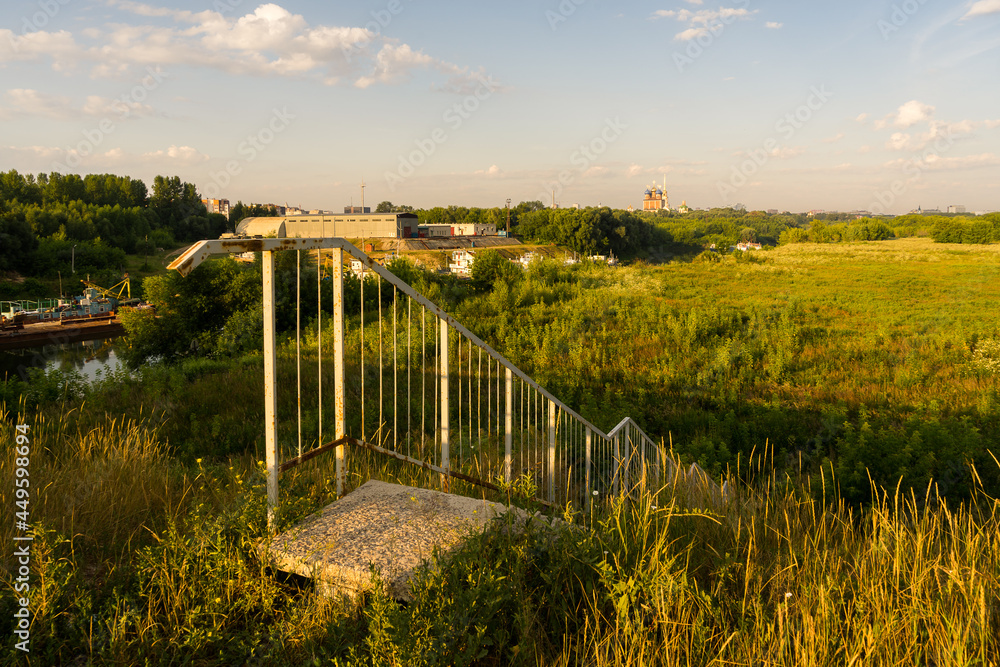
0;336;125;384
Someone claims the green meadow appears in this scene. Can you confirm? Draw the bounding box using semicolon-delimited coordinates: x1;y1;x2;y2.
1;236;999;665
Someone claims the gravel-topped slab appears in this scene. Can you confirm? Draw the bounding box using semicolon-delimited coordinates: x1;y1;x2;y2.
262;479;522;600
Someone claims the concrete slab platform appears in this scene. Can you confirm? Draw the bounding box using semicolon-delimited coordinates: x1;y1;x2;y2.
262;479;522;600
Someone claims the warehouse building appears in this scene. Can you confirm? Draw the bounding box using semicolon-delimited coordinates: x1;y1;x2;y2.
235;213;420;239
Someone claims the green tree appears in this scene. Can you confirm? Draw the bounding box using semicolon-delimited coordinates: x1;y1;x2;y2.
470;249;521;291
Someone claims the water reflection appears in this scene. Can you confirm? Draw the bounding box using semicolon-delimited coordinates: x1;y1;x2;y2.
0;337;124;384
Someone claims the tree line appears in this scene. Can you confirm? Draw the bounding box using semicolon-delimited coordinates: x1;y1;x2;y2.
0;170;288;281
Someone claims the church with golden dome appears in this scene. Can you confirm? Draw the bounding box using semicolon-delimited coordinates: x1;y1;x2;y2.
642;178;669;211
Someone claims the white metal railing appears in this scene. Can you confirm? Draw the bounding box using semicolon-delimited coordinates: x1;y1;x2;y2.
169;237;723;526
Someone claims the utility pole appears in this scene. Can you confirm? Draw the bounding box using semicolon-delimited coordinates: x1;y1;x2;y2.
506;198;511;236
360;178;366;213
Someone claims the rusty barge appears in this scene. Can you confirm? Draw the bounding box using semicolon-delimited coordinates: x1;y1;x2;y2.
0;278;145;351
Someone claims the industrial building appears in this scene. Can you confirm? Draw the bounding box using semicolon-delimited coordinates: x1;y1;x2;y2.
236;213;419;239
234;213;498;240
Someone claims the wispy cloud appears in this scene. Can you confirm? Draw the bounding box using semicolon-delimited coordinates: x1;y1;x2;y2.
0;89;157;120
961;0;1000;20
765;22;783;29
651;6;758;40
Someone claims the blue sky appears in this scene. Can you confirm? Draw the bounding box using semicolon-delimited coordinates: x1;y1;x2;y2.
1;0;998;214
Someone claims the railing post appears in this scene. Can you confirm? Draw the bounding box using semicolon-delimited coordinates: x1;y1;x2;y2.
440;318;449;491
548;399;556;503
613;433;621;498
504;367;512;484
625;428;633;497
333;248;346;497
262;249;278;530
585;427;592;509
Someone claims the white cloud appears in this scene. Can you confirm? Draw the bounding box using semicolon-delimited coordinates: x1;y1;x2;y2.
986;119;1000;129
651;5;758;40
962;0;1000;20
675;27;709;41
0;142;209;169
855;113;869;124
4;2;478;89
473;164;502;177
893;100;935;128
0;89;74;120
0;89;157;121
626;163;644;177
884;119;977;151
142;145;209;164
886;132;916;151
769;146;805;159
858;145;872;153
765;22;783;29
0;29;80;70
822;132;845;144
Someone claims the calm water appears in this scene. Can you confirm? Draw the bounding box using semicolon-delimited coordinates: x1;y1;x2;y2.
0;336;124;384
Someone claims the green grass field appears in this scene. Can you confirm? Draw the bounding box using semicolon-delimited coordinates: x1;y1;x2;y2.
1;237;999;664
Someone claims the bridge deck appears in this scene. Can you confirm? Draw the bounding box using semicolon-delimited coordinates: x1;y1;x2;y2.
262;479;522;600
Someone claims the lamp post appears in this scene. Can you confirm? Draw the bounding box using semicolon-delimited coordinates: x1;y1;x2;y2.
505;198;511;237
72;245;76;274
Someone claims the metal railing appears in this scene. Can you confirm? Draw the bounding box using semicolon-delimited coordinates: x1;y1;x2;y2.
169;237;724;525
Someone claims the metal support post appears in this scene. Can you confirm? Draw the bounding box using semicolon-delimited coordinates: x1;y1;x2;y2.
263;250;278;530
585;427;592;509
333;249;346;496
504;367;512;483
548;399;556;503
613;433;621;498
440;318;450;491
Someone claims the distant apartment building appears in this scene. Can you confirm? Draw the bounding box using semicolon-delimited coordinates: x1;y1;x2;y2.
202;198;230;217
948;205;966;214
449;250;476;276
344;206;371;214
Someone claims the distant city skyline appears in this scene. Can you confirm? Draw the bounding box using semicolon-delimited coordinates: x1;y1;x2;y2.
1;0;998;214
